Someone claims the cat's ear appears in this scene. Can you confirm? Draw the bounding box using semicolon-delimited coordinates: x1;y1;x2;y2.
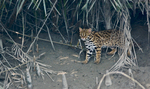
79;27;82;32
88;28;92;33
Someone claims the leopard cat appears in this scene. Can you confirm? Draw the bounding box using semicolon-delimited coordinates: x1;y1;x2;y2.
79;27;128;64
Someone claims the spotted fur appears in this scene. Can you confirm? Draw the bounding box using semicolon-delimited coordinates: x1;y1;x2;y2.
79;27;123;64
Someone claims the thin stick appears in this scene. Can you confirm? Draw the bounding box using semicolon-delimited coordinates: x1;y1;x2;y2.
21;12;25;50
62;3;69;40
52;21;67;43
36;44;39;53
145;0;150;49
45;71;54;82
5;28;81;49
97;71;145;89
1;54;15;71
0;22;17;46
26;0;58;53
48;0;61;15
46;25;55;51
31;29;34;54
0;38;4;52
0;52;45;74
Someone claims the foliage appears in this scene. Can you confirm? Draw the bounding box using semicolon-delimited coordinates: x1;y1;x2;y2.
0;0;149;88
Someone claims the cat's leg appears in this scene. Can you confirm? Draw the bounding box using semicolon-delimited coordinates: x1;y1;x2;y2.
82;49;92;64
94;47;101;64
107;48;117;55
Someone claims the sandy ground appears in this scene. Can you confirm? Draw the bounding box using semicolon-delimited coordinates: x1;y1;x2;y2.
15;22;150;89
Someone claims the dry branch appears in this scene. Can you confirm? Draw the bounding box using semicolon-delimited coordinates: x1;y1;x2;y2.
46;25;55;51
26;0;58;53
5;28;81;49
97;71;145;89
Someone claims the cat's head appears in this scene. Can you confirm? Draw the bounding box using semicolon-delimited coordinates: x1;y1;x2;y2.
79;27;92;41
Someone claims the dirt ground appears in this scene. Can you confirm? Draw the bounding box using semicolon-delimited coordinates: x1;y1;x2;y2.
21;22;150;89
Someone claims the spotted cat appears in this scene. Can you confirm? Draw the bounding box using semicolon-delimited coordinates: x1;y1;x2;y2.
79;27;125;64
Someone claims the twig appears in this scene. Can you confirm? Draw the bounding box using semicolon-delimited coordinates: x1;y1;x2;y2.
0;22;17;46
26;0;58;53
45;71;54;82
0;52;45;74
21;12;25;50
97;71;145;89
62;2;69;41
132;37;143;53
51;21;67;43
48;0;61;15
0;38;4;53
46;25;55;51
1;54;15;71
31;29;34;54
5;28;81;49
145;0;150;49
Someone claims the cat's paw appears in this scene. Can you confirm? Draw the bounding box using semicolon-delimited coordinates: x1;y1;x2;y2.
94;60;100;64
82;60;88;64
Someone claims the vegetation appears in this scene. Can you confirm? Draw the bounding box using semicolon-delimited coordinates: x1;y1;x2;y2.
0;0;149;88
